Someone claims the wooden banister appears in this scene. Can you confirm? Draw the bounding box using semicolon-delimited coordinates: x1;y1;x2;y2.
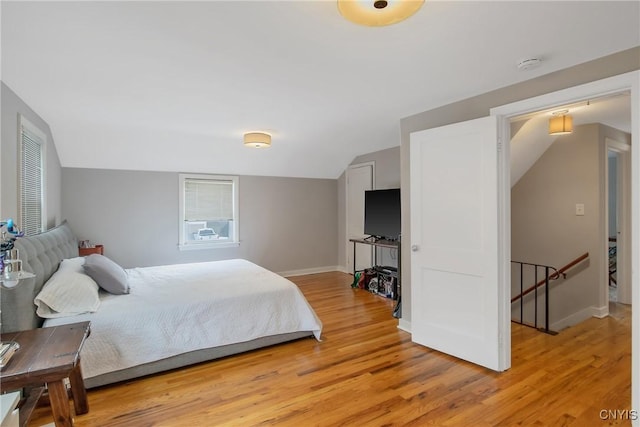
511;252;589;303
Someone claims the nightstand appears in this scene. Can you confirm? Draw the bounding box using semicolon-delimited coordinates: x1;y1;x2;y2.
78;244;103;256
0;322;91;427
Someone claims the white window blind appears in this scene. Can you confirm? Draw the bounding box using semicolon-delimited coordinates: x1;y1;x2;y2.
19;117;46;236
184;179;233;221
179;174;239;249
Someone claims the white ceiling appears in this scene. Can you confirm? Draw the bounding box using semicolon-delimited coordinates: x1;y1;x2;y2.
2;1;639;179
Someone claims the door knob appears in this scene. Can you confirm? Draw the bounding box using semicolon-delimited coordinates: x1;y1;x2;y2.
411;245;419;252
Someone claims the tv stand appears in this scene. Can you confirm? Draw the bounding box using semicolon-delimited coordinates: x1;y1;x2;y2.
349;237;401;318
363;235;399;244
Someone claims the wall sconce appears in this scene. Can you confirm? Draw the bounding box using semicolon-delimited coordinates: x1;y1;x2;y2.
338;0;424;27
549;111;573;135
244;132;272;148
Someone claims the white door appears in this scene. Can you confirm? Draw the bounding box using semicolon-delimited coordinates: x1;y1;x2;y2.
410;116;507;371
346;163;374;273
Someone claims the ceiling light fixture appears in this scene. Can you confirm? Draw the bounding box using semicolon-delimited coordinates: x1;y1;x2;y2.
549;110;573;135
337;0;424;27
244;132;272;148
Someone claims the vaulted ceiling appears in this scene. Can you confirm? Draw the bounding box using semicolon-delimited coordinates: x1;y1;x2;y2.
2;1;638;179
510;92;632;187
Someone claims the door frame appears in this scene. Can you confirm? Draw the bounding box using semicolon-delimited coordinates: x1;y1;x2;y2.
491;70;639;420
345;161;375;274
605;138;631;306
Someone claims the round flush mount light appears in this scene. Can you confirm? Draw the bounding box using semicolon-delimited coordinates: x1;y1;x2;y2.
244;132;272;148
338;0;424;27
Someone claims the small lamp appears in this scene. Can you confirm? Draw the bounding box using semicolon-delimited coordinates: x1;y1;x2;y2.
549;113;573;135
0;219;34;367
244;132;272;149
2;250;26;288
0;219;35;289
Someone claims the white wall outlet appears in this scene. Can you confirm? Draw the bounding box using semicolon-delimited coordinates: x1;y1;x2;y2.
575;203;585;216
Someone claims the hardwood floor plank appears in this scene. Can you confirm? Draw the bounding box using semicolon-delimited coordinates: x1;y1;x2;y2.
27;271;631;426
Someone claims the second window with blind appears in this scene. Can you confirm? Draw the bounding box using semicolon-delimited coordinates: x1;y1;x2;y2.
19;115;46;236
178;174;239;249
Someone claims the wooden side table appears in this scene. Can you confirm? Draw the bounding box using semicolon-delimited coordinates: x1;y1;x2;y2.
78;244;103;256
0;322;91;427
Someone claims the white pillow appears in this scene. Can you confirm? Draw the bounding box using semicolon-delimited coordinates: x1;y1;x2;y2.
58;257;86;273
34;268;101;318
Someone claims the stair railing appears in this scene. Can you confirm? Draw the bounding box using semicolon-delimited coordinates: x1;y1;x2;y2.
511;252;589;335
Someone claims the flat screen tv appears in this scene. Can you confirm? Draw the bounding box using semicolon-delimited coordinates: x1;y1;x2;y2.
364;188;401;241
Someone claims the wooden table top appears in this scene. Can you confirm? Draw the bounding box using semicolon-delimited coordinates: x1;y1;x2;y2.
349;238;400;249
0;322;90;388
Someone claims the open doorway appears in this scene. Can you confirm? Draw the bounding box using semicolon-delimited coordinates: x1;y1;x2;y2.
608;149;620;302
606;139;631;307
508;93;632;329
492;70;639;416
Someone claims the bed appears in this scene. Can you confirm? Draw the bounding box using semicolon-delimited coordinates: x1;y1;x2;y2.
0;222;322;388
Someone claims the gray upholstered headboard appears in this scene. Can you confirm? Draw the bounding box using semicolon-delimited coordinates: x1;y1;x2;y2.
1;221;78;333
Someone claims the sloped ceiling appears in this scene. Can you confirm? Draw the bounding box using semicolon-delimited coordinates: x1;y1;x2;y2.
510;93;631;187
2;1;639;179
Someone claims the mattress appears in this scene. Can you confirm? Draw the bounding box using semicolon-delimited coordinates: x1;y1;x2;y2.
44;259;322;381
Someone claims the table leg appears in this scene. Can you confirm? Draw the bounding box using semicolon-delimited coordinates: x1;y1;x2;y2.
47;380;73;427
352;241;356;275
69;362;89;415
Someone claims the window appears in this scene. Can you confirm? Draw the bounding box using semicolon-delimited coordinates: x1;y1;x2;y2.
19;115;46;236
179;174;239;249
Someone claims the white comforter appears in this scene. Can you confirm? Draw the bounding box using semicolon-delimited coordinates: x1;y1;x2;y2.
44;259;322;380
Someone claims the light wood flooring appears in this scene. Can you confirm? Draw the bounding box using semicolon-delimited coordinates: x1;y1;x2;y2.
29;272;631;426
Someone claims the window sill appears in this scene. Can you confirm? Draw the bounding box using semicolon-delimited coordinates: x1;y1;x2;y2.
178;241;240;251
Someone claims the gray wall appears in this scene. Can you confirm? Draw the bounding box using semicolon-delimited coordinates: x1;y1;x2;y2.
512;123;630;328
1;82;62;228
511;124;601;326
62;168;338;273
351;146;401;190
2;83;339;276
399;46;640;324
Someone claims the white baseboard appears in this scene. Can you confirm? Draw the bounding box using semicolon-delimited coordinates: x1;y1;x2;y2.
551;305;609;331
278;265;341;277
592;304;609;318
398;319;411;333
